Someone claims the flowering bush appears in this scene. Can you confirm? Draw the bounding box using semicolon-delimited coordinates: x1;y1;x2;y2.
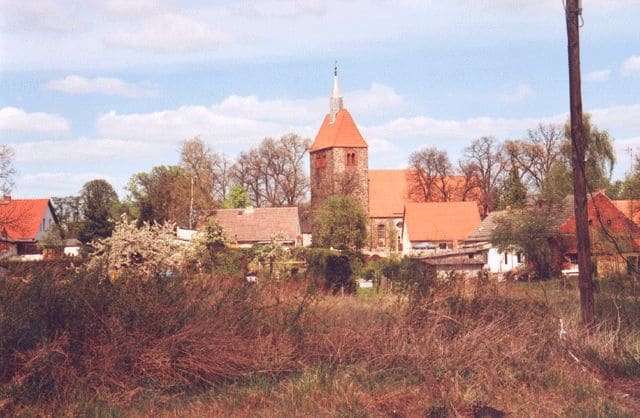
87;215;184;280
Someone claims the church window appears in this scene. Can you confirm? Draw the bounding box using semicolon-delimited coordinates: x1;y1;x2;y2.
315;153;327;169
346;152;356;166
377;224;385;239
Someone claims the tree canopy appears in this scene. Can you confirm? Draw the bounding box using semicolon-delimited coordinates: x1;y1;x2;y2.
78;179;120;243
313;196;368;251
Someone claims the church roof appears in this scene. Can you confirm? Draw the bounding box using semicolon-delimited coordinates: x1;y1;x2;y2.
368;169;481;218
403;201;481;242
310;108;368;152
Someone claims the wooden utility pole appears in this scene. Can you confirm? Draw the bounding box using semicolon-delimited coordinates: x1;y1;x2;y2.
565;0;595;326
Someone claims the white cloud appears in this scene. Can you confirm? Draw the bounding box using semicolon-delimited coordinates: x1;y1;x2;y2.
0;107;70;134
232;0;328;18
17;172;126;198
10;138;163;163
589;104;640;137
105;13;232;53
585;69;611;82
499;84;535;103
363;113;561;143
622;55;640;76
0;0;82;32
97;107;297;145
45;75;158;98
95;0;162;17
96;83;404;143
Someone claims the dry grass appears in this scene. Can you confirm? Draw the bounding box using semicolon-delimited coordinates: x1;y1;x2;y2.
1;268;639;417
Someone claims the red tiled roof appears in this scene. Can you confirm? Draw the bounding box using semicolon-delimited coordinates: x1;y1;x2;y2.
206;207;300;243
404;201;481;242
0;198;52;241
368;169;481;218
310;109;368;152
613;200;640;225
559;192;640;252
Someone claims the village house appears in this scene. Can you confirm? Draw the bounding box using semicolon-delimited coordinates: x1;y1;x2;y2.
401;201;481;255
465;209;527;276
0;196;58;260
309;68;482;251
201;206;302;248
557;191;640;278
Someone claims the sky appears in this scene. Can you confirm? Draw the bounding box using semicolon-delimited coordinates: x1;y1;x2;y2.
1;0;640;198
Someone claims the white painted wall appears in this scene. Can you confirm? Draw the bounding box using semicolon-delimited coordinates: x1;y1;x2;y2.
486;247;523;273
35;204;57;240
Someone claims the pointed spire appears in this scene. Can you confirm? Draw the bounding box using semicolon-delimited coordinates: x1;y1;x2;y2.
329;61;343;124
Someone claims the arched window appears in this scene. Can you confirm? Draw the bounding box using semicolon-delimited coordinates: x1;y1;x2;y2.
346;151;356;166
377;224;386;239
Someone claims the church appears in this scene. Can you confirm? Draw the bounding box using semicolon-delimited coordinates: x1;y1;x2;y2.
309;68;483;252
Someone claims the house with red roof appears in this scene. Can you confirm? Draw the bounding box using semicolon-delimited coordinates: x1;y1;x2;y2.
309;68;482;252
0;196;59;259
401;201;481;255
557;192;640;277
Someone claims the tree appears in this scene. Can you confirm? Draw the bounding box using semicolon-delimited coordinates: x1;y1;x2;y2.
231;134;310;207
126;165;191;226
498;165;528;210
0;145;15;195
621;155;640;199
563;114;615;192
51;196;82;238
222;184;250;209
462;136;507;215
314;196;367;251
490;208;558;279
78;179;120;243
408;147;456;201
505;123;565;192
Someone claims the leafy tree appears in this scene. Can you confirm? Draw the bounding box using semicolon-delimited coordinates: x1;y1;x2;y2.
491;208;558;278
184;216;234;274
0;145;15;195
37;225;64;249
126;165;191;226
562;114;615;192
222;184;250;209
498;165;528;209
51;196;82;238
78;179;120;243
314;196;367;251
620;156;640;199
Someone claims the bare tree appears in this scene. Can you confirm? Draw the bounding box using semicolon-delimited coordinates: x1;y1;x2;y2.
0;145;15;196
462;136;507;215
231;134;310;207
504;123;565;192
408;147;456;201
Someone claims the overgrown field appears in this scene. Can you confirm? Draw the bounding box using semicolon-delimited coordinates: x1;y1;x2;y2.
1;265;639;417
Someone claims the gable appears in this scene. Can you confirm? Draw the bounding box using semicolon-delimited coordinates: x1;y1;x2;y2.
0;198;54;241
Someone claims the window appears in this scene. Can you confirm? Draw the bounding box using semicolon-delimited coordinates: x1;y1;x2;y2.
516;252;522;263
42;219;46;231
377;224;385;239
346;151;356;166
504;252;509;265
315;153;327;169
439;243;448;250
606;219;612;227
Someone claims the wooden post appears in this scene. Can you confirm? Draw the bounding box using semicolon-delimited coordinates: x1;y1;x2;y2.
565;0;595;326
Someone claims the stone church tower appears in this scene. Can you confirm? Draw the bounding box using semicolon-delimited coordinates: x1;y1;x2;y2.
310;67;369;213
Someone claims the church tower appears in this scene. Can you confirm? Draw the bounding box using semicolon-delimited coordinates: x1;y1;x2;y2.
310;66;369;214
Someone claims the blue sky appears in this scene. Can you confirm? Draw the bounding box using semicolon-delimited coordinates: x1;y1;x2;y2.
1;0;640;198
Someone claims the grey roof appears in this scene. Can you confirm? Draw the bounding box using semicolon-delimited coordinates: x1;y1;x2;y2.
205;206;301;243
466;196;575;243
465;210;510;242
